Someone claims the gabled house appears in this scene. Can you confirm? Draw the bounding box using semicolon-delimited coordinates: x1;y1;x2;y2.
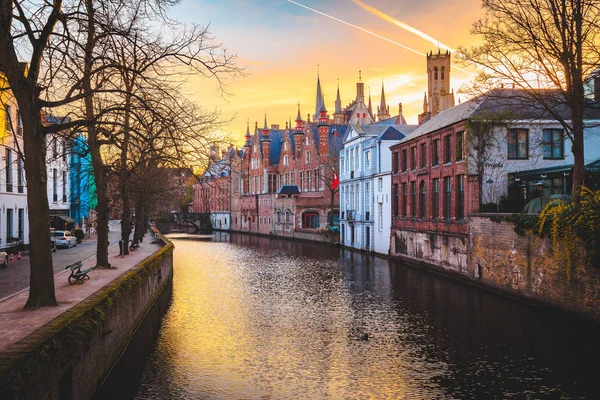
339;123;417;255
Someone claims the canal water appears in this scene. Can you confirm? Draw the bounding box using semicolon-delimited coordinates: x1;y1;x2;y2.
101;233;600;399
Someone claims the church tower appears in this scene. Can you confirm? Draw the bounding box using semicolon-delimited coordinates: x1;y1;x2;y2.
376;81;390;121
426;50;455;117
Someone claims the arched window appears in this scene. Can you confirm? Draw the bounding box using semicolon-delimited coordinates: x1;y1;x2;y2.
434;66;438;80
285;210;292;224
302;211;320;229
276;210;282;223
441;66;445;80
419;181;426;219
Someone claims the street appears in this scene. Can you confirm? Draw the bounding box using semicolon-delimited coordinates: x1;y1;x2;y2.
0;227;123;300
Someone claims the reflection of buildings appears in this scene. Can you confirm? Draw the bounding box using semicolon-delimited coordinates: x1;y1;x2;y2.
0;72;29;248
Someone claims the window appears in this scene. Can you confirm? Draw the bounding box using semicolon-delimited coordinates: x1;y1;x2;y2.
299;171;304;191
62;139;67;161
306;151;311;164
456;175;465;220
420;143;427;168
543;129;564;159
307;170;312;190
441;67;445;80
401;149;407;172
365;151;370;169
5;148;12;192
277;211;282;223
284;142;288;151
392;152;399;173
434;66;438;80
62;171;67;202
302;212;319;229
365;183;370;220
443;177;452;220
507;129;529;159
393;184;398;217
306;136;309;146
432;139;439;166
16;113;22;136
53;139;58;159
17;156;24;193
378;177;383;190
286;211;292;224
419;181;426;219
411;146;416;170
410;181;416;218
284;155;289;166
444;135;452;164
402;183;407;217
456;131;464;161
432;178;439;219
4;105;11;131
6;209;13;239
363;113;366;118
378;203;383;231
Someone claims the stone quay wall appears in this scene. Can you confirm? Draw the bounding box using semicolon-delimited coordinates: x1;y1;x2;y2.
0;237;174;400
391;216;600;322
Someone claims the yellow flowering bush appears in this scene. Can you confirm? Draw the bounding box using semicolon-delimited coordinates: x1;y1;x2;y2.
538;187;600;271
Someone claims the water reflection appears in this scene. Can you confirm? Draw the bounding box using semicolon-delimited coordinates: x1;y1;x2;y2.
126;233;599;399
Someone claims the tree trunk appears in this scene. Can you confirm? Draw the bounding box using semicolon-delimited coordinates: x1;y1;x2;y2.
22;96;57;308
84;0;109;268
119;90;133;255
571;109;585;203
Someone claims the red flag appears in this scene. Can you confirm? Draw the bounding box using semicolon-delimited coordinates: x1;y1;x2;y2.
332;171;339;190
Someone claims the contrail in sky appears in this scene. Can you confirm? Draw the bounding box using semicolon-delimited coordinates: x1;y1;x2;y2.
287;0;425;57
351;0;454;52
287;0;470;74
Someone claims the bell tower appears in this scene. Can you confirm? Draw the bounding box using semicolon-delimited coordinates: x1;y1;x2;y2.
426;50;454;117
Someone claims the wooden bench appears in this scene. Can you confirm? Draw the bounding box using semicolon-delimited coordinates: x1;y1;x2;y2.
65;261;94;285
129;240;140;251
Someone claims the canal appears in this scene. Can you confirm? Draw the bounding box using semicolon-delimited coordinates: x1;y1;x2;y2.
100;233;600;399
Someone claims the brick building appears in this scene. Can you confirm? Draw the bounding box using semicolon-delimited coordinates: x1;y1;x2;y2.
390;89;600;272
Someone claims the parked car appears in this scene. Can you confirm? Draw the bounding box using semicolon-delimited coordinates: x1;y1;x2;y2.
0;250;7;268
51;230;77;249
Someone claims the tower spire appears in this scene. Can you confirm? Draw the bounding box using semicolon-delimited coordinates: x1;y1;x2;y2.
263;112;268;131
335;79;342;114
377;80;390;121
315;72;325;122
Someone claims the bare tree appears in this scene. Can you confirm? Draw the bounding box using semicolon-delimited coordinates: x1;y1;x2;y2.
459;0;600;203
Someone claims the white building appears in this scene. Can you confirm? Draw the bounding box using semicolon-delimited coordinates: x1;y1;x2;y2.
339;123;416;255
0;82;29;250
43;115;74;230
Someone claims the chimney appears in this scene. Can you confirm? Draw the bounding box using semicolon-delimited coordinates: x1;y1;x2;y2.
398;103;403;123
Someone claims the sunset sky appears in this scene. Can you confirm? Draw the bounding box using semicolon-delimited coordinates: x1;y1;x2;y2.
171;0;484;143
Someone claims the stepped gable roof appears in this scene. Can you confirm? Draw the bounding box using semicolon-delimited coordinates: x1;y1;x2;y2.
257;128;295;165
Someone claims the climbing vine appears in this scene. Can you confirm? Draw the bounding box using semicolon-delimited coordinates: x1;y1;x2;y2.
538;187;600;271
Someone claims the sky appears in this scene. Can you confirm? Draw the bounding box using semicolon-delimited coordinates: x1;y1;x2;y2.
170;0;484;144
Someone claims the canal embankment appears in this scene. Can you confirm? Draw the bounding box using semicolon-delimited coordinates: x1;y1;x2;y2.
0;234;173;400
392;215;600;323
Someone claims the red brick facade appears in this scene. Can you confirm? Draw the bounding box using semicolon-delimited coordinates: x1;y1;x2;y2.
390;120;480;239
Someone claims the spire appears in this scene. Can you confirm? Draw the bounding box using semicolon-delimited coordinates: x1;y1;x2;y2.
356;71;365;103
335;80;342;114
263;112;268;131
261;112;270;141
379;81;387;113
244;119;251;147
315;73;325;121
296;102;302;122
423;92;428;113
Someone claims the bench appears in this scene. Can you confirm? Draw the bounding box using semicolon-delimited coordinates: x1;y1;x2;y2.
65;261;94;285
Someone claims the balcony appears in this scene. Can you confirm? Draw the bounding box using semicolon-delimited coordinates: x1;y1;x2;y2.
347;210;355;221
